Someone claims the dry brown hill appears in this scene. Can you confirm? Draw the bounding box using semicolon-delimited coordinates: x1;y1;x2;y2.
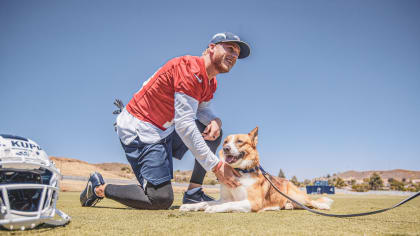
50;156;135;180
50;156;217;184
336;169;420;183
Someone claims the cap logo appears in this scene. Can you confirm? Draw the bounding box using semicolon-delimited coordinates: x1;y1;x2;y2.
213;33;226;40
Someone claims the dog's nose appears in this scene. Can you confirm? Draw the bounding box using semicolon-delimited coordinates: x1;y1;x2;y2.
223;146;231;153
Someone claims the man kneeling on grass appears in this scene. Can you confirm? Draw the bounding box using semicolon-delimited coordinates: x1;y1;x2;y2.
80;32;251;209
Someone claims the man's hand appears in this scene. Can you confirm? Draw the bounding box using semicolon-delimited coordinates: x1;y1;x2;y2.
202;118;222;141
213;161;241;188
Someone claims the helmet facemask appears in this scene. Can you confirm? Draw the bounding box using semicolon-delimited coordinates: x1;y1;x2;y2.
0;135;70;230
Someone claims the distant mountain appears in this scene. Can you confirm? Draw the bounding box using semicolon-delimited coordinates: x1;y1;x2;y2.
50;156;217;184
50;156;135;180
335;169;420;183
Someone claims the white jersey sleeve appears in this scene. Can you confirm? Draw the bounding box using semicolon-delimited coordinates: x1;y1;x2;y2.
196;101;217;126
174;92;220;171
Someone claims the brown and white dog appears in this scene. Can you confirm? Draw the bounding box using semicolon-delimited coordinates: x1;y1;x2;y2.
180;127;333;213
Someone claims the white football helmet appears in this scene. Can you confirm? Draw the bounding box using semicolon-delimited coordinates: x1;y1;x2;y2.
0;134;70;230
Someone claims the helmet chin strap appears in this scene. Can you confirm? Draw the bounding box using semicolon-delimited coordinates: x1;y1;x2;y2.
43;209;71;227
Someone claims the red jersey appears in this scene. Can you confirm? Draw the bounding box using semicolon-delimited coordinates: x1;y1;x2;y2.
126;55;217;131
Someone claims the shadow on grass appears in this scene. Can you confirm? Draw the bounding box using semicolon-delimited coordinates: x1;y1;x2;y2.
36;223;70;232
93;206;181;211
0;222;69;233
93;206;133;210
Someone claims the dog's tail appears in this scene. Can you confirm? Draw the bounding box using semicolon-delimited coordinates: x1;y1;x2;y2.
310;197;334;210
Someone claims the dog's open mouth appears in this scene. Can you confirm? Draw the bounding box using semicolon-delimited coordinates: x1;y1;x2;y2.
225;154;238;164
224;152;245;164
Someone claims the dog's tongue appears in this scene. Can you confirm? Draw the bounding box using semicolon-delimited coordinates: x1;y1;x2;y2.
225;155;234;163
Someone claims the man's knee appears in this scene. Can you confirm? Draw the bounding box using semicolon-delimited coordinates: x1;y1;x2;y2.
150;190;174;209
147;182;174;209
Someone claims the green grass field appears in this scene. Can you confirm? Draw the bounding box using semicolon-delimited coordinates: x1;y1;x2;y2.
2;192;420;235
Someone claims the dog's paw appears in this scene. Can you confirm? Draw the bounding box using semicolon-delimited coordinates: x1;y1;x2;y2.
204;206;216;213
204;205;221;213
179;202;209;212
284;202;294;210
179;204;191;212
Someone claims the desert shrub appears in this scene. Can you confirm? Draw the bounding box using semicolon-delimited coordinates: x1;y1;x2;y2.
290;176;300;187
352;183;369;192
121;166;132;173
388;178;405;191
174;176;181;182
406;186;417;192
334;177;347;188
405;183;420;192
203;178;218;185
174;175;190;183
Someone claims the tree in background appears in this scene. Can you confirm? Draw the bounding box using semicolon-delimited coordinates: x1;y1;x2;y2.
290;176;300;187
278;169;285;178
303;179;311;186
388;178;405;191
334;177;347;188
368;172;384;190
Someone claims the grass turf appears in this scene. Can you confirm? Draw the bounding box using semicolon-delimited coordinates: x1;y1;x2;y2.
1;192;419;235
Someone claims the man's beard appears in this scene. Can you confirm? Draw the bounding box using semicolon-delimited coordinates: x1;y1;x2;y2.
214;57;230;74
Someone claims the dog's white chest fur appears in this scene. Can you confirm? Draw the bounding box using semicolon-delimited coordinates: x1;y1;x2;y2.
221;173;257;201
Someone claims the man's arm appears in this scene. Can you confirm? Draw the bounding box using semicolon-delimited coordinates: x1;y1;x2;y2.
174;92;240;187
174;92;219;171
197;102;222;141
197;101;217;125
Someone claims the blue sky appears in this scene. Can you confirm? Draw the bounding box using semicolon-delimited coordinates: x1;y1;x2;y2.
1;0;419;180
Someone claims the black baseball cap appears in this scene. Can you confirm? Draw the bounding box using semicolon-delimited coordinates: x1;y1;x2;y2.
209;32;251;59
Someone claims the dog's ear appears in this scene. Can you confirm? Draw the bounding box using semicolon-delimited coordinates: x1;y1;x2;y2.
248;126;258;147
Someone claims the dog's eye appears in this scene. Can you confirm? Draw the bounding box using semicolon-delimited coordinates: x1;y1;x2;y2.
223;140;228;144
236;139;243;143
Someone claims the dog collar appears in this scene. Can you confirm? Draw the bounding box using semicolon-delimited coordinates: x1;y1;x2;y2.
235;167;259;174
